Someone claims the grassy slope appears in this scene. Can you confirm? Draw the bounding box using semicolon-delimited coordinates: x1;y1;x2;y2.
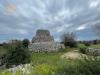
0;49;79;75
0;44;100;75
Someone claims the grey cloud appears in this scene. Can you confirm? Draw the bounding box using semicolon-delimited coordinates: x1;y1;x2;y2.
0;0;100;42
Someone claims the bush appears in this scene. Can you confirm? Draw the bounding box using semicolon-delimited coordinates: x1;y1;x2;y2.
61;32;77;48
2;42;31;68
93;40;98;44
22;39;30;48
84;42;91;46
79;47;87;54
65;41;77;48
78;57;100;75
56;57;100;75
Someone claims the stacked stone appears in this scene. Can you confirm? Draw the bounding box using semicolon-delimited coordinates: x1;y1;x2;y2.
29;29;65;52
29;42;65;52
86;48;100;56
32;29;54;43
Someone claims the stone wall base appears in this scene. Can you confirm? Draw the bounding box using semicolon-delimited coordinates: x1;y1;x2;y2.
29;42;65;52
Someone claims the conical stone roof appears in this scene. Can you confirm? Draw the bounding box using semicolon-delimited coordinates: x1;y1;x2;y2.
32;29;54;43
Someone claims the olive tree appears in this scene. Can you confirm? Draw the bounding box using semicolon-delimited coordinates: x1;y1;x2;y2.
61;32;77;48
1;40;31;68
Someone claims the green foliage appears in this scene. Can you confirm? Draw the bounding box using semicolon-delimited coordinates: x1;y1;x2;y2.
0;46;7;55
0;71;12;75
93;40;98;44
33;64;57;75
78;43;86;48
78;57;100;75
65;41;77;48
31;53;61;66
56;59;100;75
79;47;87;54
0;53;100;75
62;32;77;48
15;70;23;75
89;44;100;48
84;42;91;46
2;42;31;68
1;43;100;75
22;39;29;48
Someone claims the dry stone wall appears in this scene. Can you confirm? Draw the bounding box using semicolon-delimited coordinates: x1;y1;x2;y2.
86;48;100;56
29;42;65;52
29;29;65;52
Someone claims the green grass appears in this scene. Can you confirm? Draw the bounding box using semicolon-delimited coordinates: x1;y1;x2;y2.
0;44;100;75
0;46;7;55
0;50;79;75
31;52;62;65
31;48;80;66
78;43;100;49
89;44;100;48
78;44;86;48
0;52;100;75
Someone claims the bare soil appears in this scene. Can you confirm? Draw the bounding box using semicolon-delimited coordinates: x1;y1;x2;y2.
61;50;87;60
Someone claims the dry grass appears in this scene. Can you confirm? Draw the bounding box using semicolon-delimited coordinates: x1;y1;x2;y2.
61;50;87;60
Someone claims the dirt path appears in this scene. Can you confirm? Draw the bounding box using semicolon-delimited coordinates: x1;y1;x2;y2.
61;50;87;60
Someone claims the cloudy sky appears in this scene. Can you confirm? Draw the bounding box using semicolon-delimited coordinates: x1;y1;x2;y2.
0;0;100;43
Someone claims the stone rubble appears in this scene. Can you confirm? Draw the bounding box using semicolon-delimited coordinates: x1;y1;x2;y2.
86;48;100;56
6;64;32;75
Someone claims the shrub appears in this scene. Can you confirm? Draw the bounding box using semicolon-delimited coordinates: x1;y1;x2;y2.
56;57;100;75
22;39;30;48
93;40;98;44
79;47;87;54
61;32;77;48
78;57;100;75
2;42;31;68
84;42;91;46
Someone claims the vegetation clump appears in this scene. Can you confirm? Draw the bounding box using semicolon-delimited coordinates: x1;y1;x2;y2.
1;40;31;68
61;32;77;48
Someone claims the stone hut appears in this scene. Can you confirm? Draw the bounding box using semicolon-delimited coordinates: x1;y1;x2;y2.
32;29;54;43
29;29;65;52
